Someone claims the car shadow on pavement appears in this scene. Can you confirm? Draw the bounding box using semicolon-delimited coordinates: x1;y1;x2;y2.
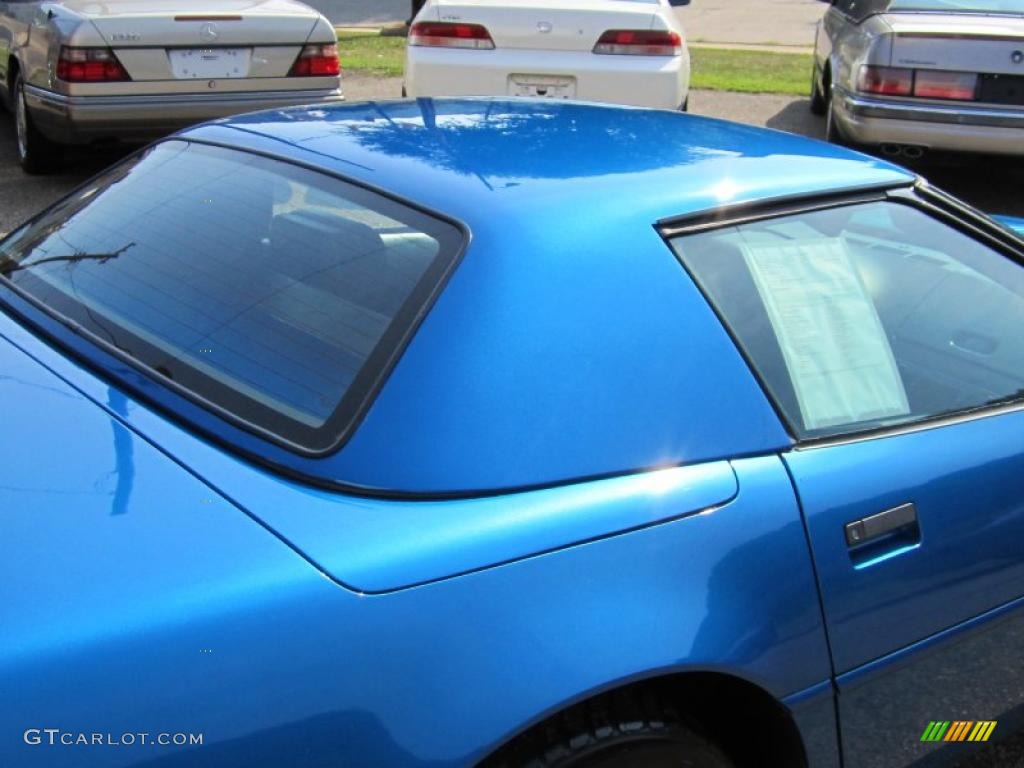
0;115;132;233
765;97;825;141
911;154;1024;219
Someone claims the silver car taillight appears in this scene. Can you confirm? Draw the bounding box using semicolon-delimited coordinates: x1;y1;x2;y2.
857;66;914;96
57;47;130;83
289;44;340;77
914;70;978;101
858;65;979;102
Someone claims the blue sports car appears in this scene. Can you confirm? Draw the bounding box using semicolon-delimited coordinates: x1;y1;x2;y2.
2;98;1024;768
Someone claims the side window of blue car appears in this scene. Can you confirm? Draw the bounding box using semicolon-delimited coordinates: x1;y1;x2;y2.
0;140;464;453
669;200;1024;440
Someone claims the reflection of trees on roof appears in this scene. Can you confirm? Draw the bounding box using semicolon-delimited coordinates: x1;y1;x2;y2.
275;99;758;183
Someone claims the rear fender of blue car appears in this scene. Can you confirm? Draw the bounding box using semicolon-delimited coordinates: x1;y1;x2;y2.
0;313;835;768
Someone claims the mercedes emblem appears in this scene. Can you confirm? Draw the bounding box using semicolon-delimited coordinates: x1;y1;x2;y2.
200;22;219;43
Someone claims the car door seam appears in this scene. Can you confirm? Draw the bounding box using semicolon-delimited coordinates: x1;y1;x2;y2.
778;450;847;768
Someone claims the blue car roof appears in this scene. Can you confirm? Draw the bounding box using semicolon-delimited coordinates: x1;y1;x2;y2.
189;98;913;231
174;101;914;494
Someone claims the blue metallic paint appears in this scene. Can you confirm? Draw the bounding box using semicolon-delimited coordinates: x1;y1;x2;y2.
0;294;740;594
154;98;909;495
2;98;1021;768
783;681;842;768
25;402;741;595
786;411;1024;674
787;412;1024;768
994;214;1024;237
0;310;831;766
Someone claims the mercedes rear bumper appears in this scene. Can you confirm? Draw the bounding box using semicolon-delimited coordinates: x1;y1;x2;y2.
24;85;346;145
834;87;1024;156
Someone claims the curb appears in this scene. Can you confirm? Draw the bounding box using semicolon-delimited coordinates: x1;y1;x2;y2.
336;24;404;34
689;41;812;54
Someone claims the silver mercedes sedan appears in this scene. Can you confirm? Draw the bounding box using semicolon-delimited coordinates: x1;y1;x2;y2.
0;0;344;173
811;0;1024;160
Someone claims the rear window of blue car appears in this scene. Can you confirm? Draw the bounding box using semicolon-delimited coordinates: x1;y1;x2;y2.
0;140;463;453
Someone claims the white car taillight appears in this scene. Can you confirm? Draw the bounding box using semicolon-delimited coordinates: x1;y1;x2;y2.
57;47;130;83
593;30;682;56
409;22;495;50
289;43;341;77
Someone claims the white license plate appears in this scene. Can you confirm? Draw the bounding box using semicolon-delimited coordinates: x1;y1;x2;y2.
508;74;576;99
169;48;252;79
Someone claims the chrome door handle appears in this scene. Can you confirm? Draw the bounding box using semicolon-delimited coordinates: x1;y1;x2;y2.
845;503;918;548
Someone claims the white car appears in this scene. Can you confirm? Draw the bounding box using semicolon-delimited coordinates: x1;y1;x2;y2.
404;0;692;111
0;0;343;174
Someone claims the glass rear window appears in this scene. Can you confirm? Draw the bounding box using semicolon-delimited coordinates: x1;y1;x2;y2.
0;141;463;452
669;201;1024;440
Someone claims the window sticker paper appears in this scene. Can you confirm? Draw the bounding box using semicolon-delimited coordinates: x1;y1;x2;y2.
740;237;910;431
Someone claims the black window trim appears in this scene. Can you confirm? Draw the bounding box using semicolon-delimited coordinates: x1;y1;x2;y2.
657;181;1024;452
0;137;471;458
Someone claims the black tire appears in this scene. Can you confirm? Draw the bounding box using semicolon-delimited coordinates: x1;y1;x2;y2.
485;690;735;768
14;72;62;175
809;64;826;116
823;84;847;147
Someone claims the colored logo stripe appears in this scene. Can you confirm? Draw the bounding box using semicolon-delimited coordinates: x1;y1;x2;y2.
921;721;996;742
969;722;998;742
945;721;973;741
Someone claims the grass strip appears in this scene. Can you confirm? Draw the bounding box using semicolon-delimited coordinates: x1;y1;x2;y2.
336;29;812;95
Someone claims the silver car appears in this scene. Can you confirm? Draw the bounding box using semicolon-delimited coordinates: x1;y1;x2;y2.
811;0;1024;160
0;0;344;173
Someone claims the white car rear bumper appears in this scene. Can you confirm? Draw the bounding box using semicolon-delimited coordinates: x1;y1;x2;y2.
405;47;689;111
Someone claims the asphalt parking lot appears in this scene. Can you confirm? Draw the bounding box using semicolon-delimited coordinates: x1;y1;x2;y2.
0;117;124;234
308;0;409;26
0;82;1021;768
